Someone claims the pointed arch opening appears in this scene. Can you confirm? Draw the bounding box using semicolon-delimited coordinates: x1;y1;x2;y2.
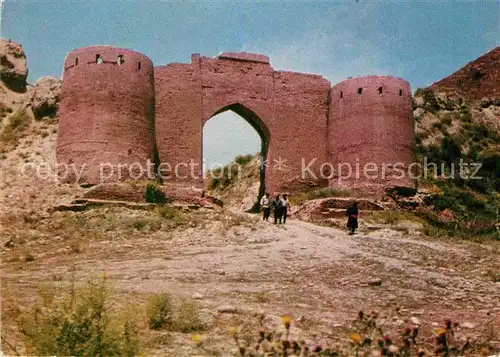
202;103;270;211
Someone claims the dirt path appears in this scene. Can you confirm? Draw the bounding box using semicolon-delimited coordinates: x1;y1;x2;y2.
2;209;499;355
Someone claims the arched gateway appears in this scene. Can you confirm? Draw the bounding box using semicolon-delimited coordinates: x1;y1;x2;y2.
57;47;415;197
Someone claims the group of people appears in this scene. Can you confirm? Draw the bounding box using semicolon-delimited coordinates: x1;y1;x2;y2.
259;192;289;224
259;191;360;235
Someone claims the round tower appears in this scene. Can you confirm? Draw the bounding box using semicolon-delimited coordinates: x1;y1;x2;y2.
329;76;415;195
57;46;155;184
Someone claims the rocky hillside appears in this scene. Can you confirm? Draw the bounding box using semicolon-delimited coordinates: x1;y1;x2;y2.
409;48;499;238
204;153;262;211
428;47;499;103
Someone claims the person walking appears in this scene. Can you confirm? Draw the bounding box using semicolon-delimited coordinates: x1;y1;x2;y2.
273;194;283;224
260;192;271;221
346;201;359;235
282;194;290;224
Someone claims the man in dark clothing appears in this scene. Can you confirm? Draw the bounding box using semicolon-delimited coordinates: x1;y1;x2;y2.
346;201;359;235
273;194;283;224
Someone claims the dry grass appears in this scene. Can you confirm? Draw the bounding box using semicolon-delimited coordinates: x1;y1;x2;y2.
0;108;31;145
369;211;423;226
289;187;352;205
171;298;205;333
146;293;173;330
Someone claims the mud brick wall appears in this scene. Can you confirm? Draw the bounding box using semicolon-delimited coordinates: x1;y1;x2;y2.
271;71;330;192
57;46;155;184
154;53;331;192
154;61;203;184
329;76;415;193
58;47;416;196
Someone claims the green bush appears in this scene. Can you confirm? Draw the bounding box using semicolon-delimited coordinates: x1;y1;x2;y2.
21;277;140;356
171;299;205;333
440;112;454;126
432;121;445;132
234;153;254;166
460;109;472;123
144;183;167;204
471;68;485;81
146;293;172;330
155;205;182;220
0;108;30;142
414;88;440;112
206;162;241;190
132;220;147;230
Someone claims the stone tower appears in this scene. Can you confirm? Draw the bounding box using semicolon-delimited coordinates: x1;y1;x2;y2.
329;76;415;193
57;46;155;184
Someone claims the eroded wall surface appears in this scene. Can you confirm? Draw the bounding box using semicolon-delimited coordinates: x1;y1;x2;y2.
329;76;415;194
57;46;155;184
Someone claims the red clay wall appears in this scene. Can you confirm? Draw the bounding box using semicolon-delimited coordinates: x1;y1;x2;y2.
57;46;155;184
154;52;330;192
329;76;415;195
271;71;330;191
154;60;202;184
58;48;415;196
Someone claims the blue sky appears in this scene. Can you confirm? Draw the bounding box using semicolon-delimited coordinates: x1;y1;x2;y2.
2;0;498;167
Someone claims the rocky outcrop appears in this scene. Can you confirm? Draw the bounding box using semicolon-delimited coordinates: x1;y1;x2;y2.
293;197;385;221
0;39;28;91
80;181;221;207
28;76;62;119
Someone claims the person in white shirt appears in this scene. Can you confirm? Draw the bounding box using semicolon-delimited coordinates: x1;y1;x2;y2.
260;192;271;221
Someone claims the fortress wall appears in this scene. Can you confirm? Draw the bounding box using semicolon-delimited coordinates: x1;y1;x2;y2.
329;76;415;193
200;55;274;123
199;55;276;189
57;46;155;184
57;47;416;196
271;71;331;192
154;62;203;183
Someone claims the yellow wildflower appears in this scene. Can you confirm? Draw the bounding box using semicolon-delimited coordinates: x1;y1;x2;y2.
349;333;362;344
435;328;447;336
191;334;202;345
282;313;292;329
229;326;240;337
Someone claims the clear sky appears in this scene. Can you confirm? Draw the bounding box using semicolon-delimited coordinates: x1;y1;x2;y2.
1;0;498;167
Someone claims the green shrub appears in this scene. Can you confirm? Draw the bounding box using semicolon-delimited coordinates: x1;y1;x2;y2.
432;121;445;132
234;153;254;166
460;109;472;123
21;277;141;356
144;183;167;204
171;299;205;333
0;108;30;142
206;162;241;190
146;293;172;330
414;88;439;112
440;112;454;126
155;206;182;220
132;220;147;230
471;68;485;81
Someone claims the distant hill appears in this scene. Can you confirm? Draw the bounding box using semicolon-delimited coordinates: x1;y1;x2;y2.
428;47;500;102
